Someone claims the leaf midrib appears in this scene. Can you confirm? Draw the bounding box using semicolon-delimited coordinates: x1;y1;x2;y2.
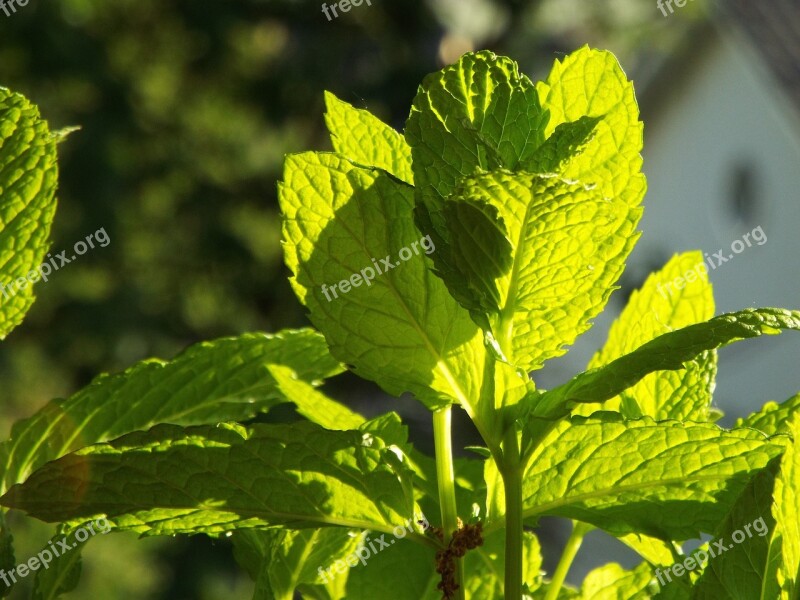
521;471;763;524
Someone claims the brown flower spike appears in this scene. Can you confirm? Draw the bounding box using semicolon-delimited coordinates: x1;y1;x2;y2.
435;520;484;599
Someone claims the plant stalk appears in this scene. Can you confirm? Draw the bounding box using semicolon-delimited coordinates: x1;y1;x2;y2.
433;406;465;600
545;520;590;600
500;426;524;599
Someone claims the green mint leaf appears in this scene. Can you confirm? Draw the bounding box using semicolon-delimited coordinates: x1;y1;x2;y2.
575;251;717;421
653;575;694;600
359;412;409;448
691;430;800;600
231;528;279;599
615;532;678;566
279;151;527;423
437;194;512;322
30;526;88;600
578;562;655;599
484;456;504;523
517;414;782;541
522;116;601;174
0;329;342;494
462;529;543;598
230;412;436;600
536;46;646;209
689;459;779;599
0;422;418;536
0;88;59;338
405;50;548;239
737;392;800;436
233;527;360;600
266;364;364;431
356;412;488;534
324;92;413;185
344;538;439;600
440;171;639;370
528;309;800;441
772;411;800;598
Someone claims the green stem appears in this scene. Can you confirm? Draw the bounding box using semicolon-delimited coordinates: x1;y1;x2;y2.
545;521;590;600
433;406;465;600
500;426;524;599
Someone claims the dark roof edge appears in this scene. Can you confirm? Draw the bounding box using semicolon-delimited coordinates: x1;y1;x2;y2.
637;2;800;132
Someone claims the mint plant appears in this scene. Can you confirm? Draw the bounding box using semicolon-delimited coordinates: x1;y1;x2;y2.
0;48;799;599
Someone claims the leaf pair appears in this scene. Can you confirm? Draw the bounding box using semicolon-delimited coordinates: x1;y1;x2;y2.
406;48;644;372
2;420;418;537
0;329;360;597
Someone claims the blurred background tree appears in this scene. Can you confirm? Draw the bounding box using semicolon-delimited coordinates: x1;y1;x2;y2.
0;1;706;597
